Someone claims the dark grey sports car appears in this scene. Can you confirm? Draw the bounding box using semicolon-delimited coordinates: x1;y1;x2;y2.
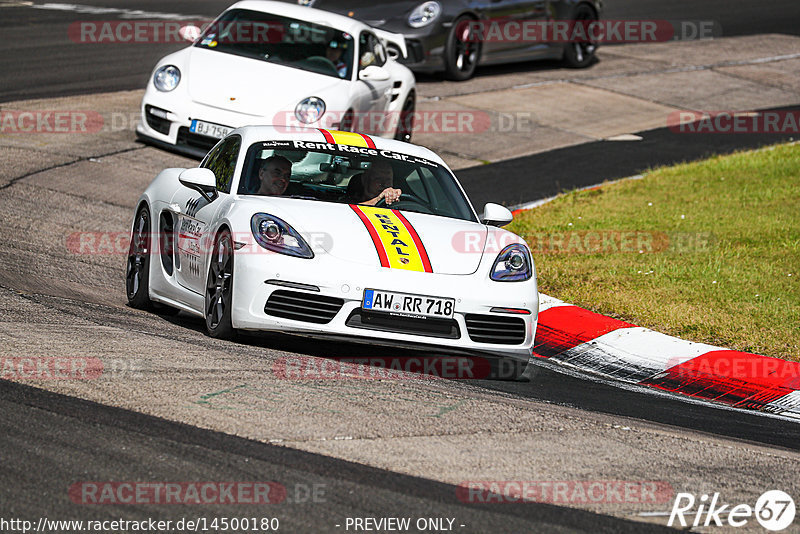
293;0;603;80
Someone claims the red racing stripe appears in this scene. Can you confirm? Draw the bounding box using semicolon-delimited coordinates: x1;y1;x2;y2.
360;133;376;149
350;204;390;268
393;210;433;273
532;306;635;358
319;129;336;144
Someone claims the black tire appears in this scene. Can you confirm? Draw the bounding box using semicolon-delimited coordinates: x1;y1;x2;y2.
205;229;235;339
563;4;599;68
394;92;415;143
340;109;354;132
444;15;481;81
126;206;152;309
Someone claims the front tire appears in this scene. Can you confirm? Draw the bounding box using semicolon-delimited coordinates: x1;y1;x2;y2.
205;229;235;339
444;15;481;81
563;4;599;68
126;206;152;309
394;92;415;143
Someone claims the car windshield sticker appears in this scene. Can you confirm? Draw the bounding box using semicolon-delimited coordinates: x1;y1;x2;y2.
349;205;432;273
319;129;376;149
289;140;440;168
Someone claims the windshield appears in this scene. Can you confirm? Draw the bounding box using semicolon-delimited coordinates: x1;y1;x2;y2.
238;140;477;223
195;9;355;79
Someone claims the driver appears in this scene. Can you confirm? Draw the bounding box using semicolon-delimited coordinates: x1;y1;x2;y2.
355;159;402;206
326;40;348;78
256;155;292;196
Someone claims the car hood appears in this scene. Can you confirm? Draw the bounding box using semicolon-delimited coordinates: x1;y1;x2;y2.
312;0;419;22
242;198;487;275
187;48;346;118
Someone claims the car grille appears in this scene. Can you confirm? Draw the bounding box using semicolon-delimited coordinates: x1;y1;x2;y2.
177;127;219;153
145;105;171;135
346;310;460;339
264;290;344;324
465;314;526;345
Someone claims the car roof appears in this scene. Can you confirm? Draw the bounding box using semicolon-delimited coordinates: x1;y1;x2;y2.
231;125;450;167
227;0;370;35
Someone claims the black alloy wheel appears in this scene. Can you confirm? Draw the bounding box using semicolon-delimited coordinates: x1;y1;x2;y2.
444;15;481;81
205;229;235;338
563;4;599;68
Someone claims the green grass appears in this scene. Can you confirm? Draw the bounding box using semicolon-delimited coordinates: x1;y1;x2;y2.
509;143;800;360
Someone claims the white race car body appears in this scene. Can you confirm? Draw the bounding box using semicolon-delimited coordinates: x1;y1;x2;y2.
129;126;538;366
136;0;416;158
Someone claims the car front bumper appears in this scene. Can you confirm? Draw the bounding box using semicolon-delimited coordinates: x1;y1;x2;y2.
230;244;539;363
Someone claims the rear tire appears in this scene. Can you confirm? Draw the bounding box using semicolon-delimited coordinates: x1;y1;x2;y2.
126;206;152;309
563;4;598;68
444;15;481;81
205;229;235;339
394;92;415;143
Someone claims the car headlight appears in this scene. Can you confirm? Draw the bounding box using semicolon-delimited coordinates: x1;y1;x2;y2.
251;213;314;259
295;97;326;124
408;1;441;28
490;244;532;282
153;65;181;92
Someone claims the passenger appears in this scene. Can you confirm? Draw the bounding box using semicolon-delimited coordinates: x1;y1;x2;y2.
256;155;292;196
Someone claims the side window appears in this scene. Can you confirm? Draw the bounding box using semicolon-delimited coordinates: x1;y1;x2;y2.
358;32;386;71
202;135;241;193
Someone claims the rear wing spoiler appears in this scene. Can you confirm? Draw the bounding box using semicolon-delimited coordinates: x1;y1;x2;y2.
373;28;408;59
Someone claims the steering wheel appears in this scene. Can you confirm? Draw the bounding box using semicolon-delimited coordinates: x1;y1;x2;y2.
376;193;434;214
303;56;339;77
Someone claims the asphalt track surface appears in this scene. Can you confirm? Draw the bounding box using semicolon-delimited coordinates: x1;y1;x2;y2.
0;379;675;533
458;105;799;209
1;0;800;102
2;2;800;533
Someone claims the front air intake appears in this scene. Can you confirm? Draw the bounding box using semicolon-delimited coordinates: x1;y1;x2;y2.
264;290;344;324
464;314;526;345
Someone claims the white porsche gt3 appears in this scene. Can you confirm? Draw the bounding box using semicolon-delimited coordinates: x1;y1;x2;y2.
136;0;416;158
126;126;538;377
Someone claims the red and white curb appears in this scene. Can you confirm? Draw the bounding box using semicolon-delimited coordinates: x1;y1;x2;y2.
534;294;800;420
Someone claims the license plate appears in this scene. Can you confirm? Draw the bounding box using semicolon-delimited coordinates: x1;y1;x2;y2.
362;289;454;319
190;119;232;139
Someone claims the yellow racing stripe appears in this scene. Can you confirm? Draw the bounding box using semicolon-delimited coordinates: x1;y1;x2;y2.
355;206;432;272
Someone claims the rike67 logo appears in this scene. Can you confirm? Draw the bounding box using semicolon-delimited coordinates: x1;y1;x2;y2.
669;490;796;531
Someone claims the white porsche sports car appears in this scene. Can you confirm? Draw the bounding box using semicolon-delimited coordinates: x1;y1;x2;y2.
136;0;416;158
126;126;538;377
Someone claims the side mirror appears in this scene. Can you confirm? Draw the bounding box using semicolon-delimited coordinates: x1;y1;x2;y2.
179;25;202;42
481;203;513;226
359;65;391;82
179;168;218;203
